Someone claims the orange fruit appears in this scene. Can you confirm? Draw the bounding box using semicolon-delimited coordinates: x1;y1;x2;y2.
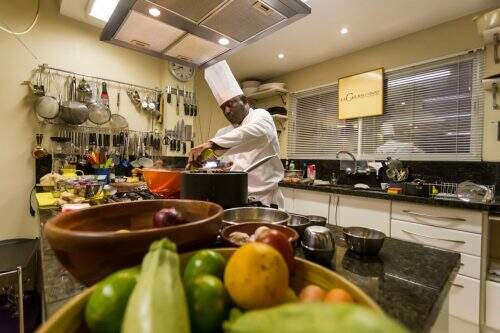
324;288;354;304
298;285;326;303
224;243;289;310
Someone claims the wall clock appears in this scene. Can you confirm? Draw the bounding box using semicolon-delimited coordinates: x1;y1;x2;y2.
169;61;195;82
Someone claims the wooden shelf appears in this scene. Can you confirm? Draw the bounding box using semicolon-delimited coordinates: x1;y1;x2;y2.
246;88;288;101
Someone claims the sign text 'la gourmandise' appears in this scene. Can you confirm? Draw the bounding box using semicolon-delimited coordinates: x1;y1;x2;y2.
338;68;384;120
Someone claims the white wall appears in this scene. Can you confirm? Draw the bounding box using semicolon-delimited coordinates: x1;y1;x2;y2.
0;0;195;240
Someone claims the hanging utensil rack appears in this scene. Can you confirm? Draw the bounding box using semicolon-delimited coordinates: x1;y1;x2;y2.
22;63;161;93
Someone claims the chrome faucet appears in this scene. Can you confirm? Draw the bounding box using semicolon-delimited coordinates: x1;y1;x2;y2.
336;151;356;175
336;150;356;161
336;151;374;176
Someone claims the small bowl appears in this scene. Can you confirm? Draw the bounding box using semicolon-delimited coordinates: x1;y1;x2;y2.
221;222;299;247
306;215;327;226
343;227;386;256
302;226;335;250
286;214;312;239
301;226;335;265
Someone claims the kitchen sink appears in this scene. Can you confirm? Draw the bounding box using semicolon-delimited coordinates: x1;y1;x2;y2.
327;184;385;192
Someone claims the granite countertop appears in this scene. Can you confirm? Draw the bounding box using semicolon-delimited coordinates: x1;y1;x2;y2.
300;225;460;333
280;182;500;212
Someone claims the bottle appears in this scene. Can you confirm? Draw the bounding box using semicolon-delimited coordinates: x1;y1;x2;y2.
289;160;295;170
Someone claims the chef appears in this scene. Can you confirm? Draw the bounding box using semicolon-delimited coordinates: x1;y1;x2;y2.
187;61;284;208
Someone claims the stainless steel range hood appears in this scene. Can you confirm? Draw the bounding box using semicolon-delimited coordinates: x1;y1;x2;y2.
100;0;310;68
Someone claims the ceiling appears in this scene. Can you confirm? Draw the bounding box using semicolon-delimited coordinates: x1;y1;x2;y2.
60;0;498;80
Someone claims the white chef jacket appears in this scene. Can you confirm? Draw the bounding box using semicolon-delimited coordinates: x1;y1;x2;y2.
211;108;284;208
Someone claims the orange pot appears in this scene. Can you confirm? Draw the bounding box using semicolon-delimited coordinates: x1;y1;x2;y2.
142;169;183;198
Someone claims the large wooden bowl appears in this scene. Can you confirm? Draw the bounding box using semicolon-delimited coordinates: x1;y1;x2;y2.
44;200;223;286
37;248;382;333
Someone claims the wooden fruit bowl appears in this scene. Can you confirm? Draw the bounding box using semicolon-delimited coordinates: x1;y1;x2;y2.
37;248;382;333
44;200;223;286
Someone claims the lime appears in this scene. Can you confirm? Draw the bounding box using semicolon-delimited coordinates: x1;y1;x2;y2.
183;250;226;285
85;267;139;333
186;275;227;333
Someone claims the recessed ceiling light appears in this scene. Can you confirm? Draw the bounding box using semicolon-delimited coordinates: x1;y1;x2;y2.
301;0;309;2
340;27;349;34
278;53;285;59
218;37;230;46
148;7;161;17
88;0;119;22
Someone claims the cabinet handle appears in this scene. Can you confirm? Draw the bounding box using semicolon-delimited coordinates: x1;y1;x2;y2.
402;210;466;222
401;229;466;244
452;283;464;288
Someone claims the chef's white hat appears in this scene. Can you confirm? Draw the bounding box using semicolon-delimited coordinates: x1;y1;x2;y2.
204;60;243;106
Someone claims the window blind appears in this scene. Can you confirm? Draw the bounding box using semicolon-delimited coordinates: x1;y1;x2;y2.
287;85;359;159
287;51;484;161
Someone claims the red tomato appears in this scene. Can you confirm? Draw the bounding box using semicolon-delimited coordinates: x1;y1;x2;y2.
255;229;295;273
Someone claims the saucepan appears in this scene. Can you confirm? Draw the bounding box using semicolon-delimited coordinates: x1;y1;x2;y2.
181;155;277;208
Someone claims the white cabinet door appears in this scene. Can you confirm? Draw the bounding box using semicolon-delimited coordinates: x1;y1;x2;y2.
449;274;480;324
391;201;482;234
486;280;500;331
449;315;479;333
280;187;294;213
391;220;482;256
337;195;390;234
293;189;330;220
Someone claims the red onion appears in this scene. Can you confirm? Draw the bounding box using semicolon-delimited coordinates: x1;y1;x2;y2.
153;208;184;227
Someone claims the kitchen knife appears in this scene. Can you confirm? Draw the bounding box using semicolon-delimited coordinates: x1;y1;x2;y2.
171;124;177;151
184;86;189;116
176;85;180;116
189;92;194;116
166;86;172;104
181;119;186;154
176;121;181;152
185;124;193;150
193;92;198;116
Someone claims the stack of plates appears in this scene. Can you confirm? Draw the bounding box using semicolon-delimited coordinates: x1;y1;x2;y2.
240;81;287;96
242;87;259;95
241;80;261;96
258;82;286;91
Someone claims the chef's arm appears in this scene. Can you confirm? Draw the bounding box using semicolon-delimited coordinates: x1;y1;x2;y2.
210;117;274;155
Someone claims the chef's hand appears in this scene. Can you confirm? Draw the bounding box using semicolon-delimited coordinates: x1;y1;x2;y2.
222;162;233;171
186;141;214;169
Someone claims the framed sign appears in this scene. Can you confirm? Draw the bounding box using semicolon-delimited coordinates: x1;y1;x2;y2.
338;68;384;119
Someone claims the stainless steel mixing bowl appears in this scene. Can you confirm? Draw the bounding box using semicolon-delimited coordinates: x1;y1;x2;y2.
222;207;290;227
343;227;386;256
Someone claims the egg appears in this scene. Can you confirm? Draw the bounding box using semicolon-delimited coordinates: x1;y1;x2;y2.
298;285;326;303
324;288;354;304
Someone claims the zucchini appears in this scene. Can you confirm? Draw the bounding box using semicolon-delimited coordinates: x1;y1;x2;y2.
122;238;191;333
